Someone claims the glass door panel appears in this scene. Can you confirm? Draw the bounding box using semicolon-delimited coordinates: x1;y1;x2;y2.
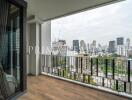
0;1;21;99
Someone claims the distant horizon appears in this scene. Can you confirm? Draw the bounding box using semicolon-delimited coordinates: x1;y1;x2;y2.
51;36;131;48
51;0;132;47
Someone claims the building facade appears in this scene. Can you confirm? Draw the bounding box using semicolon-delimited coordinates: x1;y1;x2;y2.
73;40;79;53
108;41;116;53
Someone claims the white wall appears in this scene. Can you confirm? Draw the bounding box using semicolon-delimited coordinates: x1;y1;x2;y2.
27;22;41;75
26;20;51;76
41;21;51;54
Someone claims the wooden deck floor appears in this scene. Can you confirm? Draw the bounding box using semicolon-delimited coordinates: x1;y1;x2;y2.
19;75;130;100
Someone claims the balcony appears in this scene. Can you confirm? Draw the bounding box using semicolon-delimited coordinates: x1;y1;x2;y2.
24;0;132;99
24;54;132;99
19;75;129;100
1;0;130;99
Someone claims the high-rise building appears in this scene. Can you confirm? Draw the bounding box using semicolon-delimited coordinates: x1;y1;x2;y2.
116;37;124;56
117;37;124;45
126;38;130;49
52;40;68;56
58;40;66;45
75;54;90;74
125;38;131;57
90;40;96;54
97;43;101;52
92;40;96;47
80;40;87;53
87;43;90;53
73;40;79;53
108;41;115;53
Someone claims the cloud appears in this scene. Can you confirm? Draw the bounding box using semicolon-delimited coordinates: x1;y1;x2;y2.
51;0;132;46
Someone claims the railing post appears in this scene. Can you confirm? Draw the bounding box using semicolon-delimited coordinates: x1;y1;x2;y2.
51;54;52;68
128;60;130;82
81;57;83;74
74;72;76;80
96;58;98;76
112;59;115;79
102;77;104;87
91;58;93;75
86;57;88;69
65;67;66;78
63;69;64;77
124;82;126;92
60;56;62;67
51;55;53;74
88;75;90;84
65;56;66;67
43;55;45;72
56;55;58;67
116;80;118;91
83;74;85;83
58;69;59;76
105;59;108;78
45;55;47;73
70;72;72;79
48;67;50;73
76;57;78;73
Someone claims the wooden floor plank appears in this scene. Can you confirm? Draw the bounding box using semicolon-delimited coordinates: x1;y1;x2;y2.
19;75;130;100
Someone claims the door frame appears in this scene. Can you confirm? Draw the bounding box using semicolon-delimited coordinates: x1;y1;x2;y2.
7;0;27;99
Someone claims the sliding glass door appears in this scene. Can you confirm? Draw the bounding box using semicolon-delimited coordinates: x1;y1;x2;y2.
0;0;27;99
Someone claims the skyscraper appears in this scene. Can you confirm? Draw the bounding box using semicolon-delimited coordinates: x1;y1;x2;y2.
91;40;96;54
117;37;124;45
73;40;79;53
80;40;87;53
108;41;115;53
92;40;96;47
58;40;66;45
125;38;131;57
52;40;67;56
87;43;90;53
126;38;130;49
116;37;124;56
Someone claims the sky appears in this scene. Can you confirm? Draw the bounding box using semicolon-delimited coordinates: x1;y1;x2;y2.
51;0;132;47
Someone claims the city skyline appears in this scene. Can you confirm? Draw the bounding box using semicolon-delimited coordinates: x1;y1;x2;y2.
51;36;132;59
52;37;131;48
51;0;132;47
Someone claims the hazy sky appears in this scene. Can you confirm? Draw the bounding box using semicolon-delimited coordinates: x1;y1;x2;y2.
51;0;132;47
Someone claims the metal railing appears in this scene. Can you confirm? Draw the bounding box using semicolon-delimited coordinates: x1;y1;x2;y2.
41;55;132;95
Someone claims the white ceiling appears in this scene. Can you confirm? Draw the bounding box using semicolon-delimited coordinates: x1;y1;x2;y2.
25;0;123;22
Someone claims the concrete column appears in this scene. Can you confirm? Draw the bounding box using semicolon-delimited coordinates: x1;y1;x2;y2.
40;21;51;73
26;17;51;76
27;21;41;76
41;21;51;55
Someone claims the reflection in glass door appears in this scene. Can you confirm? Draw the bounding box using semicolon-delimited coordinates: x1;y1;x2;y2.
0;1;22;99
7;5;21;92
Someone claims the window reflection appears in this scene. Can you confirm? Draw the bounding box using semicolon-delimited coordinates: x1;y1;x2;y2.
0;3;21;99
